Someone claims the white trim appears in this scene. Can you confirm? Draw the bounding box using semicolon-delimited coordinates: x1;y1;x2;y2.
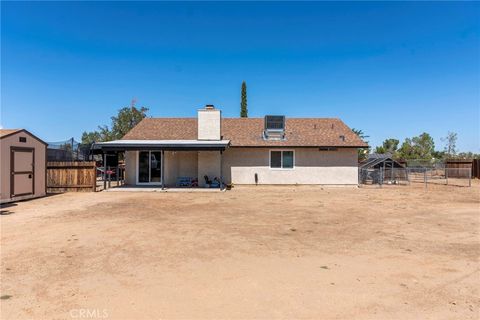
135;151;163;185
269;149;295;170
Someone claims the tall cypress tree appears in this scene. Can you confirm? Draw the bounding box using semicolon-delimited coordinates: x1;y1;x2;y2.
240;81;248;118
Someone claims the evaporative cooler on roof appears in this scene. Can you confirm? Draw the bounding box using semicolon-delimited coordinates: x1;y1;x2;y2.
263;115;286;140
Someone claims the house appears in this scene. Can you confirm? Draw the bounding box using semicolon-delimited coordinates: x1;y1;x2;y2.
0;129;47;203
93;105;367;187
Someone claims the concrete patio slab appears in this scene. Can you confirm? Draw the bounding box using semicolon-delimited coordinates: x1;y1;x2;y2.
103;186;224;192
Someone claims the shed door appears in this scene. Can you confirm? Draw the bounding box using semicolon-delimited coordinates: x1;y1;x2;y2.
11;147;35;197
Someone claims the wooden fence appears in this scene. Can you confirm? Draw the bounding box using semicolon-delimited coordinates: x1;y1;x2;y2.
473;159;480;179
445;160;474;178
47;161;96;193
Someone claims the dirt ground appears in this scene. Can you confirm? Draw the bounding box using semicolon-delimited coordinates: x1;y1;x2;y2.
1;182;479;320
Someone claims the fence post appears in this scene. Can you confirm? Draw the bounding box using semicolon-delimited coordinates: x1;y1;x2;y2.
380;167;383;188
469;169;472;187
390;161;393;183
116;166;120;186
424;168;427;188
446;167;448;185
71;137;74;161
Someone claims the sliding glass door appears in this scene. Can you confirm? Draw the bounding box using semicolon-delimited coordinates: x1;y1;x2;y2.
138;151;162;184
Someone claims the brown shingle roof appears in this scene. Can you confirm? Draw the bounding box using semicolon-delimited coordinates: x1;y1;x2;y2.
0;129;22;138
123;118;367;147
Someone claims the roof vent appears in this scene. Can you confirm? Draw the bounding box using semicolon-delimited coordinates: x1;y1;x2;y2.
263;115;286;141
205;104;215;110
339;135;345;142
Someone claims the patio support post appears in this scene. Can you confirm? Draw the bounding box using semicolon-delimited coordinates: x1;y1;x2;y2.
220;150;223;190
116;156;120;186
161;150;165;190
103;152;107;190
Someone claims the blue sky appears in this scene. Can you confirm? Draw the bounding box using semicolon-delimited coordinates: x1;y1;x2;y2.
1;2;479;151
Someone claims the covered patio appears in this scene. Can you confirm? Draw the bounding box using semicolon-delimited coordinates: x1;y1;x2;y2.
92;139;230;190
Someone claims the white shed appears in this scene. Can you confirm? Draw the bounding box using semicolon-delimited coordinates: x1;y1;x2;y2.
0;129;47;203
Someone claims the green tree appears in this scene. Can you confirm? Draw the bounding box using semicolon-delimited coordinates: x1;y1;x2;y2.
375;138;399;155
240;81;248;118
398;132;435;160
432;150;446;160
398;138;414;159
442;131;457;158
352;128;370;161
110;105;149;140
81;101;149;145
81;131;103;145
352;128;368;141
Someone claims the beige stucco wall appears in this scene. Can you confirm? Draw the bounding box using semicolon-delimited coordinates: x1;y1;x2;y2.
165;151;198;187
124;151;137;185
221;148;358;185
124;151;198;187
125;148;358;186
198;151;221;187
1;131;46;202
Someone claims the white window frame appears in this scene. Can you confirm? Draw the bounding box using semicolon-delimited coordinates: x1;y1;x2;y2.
136;151;163;185
269;149;295;170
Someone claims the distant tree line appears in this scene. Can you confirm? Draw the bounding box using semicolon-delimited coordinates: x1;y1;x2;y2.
352;129;479;161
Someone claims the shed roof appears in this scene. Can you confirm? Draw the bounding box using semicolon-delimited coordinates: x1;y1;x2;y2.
0;129;47;145
0;129;22;138
360;156;405;169
123;118;368;148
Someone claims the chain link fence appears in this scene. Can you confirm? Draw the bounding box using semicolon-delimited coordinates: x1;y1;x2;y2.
359;166;472;187
359;168;409;185
47;138;93;161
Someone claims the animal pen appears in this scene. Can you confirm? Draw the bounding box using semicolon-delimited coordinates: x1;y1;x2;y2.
359;155;409;186
359;156;473;188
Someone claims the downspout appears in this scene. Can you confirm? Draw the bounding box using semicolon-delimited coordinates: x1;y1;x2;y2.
161;150;165;190
220;149;223;190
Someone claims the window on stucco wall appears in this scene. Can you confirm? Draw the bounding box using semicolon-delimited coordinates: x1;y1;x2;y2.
270;150;294;169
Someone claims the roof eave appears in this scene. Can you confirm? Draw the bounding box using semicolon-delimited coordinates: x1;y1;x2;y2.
92;139;231;152
229;144;369;148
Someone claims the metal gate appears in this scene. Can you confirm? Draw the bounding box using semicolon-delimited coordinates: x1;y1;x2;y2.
10;147;35;198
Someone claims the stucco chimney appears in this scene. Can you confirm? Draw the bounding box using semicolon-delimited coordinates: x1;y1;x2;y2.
198;104;221;140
